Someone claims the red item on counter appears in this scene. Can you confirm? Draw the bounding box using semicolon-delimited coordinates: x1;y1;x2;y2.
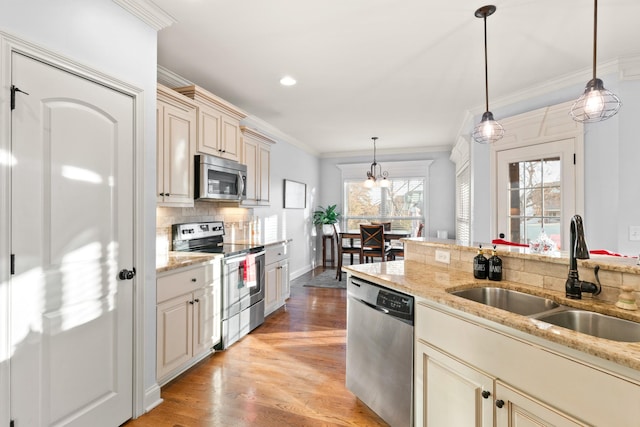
243;253;257;288
590;249;637;258
491;239;529;248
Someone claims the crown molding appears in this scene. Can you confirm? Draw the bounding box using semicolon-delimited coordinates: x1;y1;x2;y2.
113;0;176;31
469;54;640;116
157;65;192;88
320;145;452;159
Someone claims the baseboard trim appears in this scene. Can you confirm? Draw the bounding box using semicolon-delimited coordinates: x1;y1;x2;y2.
143;384;163;414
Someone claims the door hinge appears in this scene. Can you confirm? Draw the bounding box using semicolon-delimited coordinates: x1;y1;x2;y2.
10;85;29;110
10;254;15;275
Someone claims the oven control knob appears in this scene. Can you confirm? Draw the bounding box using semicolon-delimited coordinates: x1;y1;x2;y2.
119;268;136;280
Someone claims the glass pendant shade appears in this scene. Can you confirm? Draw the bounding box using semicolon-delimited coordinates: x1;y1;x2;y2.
473;5;504;144
472;111;505;144
570;78;621;123
570;0;621;123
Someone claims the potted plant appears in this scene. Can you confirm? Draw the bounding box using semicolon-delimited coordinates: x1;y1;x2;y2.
313;204;341;235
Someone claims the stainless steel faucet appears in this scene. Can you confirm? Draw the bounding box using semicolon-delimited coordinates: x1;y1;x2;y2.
565;215;601;299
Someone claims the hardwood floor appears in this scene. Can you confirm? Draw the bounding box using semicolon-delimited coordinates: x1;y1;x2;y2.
126;268;388;427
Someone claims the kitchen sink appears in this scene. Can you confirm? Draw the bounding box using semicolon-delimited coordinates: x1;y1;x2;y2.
450;287;560;316
533;309;640;342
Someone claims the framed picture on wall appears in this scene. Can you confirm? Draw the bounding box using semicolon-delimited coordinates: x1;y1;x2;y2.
284;179;306;209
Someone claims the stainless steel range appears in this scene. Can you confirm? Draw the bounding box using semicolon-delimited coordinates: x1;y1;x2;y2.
172;221;265;349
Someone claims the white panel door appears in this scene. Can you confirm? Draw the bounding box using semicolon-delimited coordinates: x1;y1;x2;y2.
496;139;576;250
10;52;134;426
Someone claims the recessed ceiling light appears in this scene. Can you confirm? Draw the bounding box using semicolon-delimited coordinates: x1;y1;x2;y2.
280;76;297;86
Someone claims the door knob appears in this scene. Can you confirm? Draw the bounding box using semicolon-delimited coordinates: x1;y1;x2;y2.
118;268;136;280
496;399;505;408
481;390;491;399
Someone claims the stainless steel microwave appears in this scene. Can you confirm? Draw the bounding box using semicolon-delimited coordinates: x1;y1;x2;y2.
195;155;247;201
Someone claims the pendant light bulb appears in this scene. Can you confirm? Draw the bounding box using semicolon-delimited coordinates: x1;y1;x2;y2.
473;5;504;144
570;0;621;123
473;111;505;144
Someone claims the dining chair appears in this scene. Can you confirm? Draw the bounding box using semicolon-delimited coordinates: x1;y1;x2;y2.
334;223;361;280
360;224;391;263
371;221;391;231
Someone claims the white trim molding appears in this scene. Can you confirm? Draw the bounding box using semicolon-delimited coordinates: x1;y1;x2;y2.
337;160;434;180
113;0;176;30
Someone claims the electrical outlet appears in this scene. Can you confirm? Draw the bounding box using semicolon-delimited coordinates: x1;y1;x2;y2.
630;226;640;241
435;250;450;264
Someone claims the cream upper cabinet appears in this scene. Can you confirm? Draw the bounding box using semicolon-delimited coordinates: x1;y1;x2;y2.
173;85;247;162
157;84;197;206
241;126;275;206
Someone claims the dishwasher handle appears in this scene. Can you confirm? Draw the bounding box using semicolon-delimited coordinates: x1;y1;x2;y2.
359;299;390;315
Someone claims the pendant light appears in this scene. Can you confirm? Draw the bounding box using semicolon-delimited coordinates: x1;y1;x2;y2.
472;5;504;144
570;0;621;122
364;137;390;188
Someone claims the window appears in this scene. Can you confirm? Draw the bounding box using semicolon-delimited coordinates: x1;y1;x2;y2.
343;178;425;235
507;157;561;246
338;161;431;236
456;164;471;245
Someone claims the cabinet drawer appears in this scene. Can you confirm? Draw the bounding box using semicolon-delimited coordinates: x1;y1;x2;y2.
157;265;206;303
266;242;288;264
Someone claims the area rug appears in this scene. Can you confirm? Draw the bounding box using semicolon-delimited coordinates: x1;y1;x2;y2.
295;269;346;289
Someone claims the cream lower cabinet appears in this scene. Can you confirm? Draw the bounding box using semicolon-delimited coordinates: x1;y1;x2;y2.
241;126;274;206
157;84;197;206
265;242;290;316
157;260;221;384
415;301;640;426
416;341;583;427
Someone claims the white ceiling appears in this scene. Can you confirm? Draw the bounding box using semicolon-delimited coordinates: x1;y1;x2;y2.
153;0;640;156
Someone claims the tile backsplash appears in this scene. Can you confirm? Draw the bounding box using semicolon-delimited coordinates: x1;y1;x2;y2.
157;203;255;253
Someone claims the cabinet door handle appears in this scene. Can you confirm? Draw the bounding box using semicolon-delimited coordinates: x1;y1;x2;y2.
481;390;491;399
191;278;197;282
495;399;505;408
159;192;165;196
194;298;200;303
189;300;195;305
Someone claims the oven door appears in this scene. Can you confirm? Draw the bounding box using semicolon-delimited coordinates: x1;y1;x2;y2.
249;251;266;306
222;253;251;320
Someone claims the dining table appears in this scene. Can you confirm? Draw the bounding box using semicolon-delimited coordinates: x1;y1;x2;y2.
336;229;411;281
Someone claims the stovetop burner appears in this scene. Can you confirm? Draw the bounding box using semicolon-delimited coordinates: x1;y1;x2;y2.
172;221;263;257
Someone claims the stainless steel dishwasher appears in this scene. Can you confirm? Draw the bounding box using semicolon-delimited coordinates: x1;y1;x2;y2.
346;275;414;427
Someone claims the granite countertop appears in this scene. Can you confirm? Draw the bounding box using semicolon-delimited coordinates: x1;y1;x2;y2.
344;260;640;372
156;251;222;273
156;238;291;273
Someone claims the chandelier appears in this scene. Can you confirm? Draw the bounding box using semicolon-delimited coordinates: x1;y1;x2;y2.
570;0;621;122
364;137;390;188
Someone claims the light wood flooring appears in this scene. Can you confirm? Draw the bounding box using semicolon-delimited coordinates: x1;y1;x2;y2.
125;267;387;427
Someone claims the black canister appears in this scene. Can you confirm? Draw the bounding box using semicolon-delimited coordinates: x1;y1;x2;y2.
488;245;503;281
473;245;488;279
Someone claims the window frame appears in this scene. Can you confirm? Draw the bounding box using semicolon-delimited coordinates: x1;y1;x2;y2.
489;101;584;250
337;160;432;234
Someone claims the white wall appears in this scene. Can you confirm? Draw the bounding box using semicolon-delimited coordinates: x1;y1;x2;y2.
253;140;321;278
319;150;456;258
471;69;640;255
0;0;159;420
